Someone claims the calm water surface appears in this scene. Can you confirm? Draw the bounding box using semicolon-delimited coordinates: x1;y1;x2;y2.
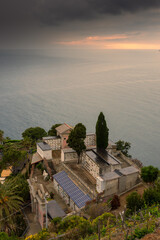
0;49;160;167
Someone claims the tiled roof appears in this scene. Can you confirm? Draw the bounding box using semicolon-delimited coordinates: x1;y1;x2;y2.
31;152;43;164
55;123;72;134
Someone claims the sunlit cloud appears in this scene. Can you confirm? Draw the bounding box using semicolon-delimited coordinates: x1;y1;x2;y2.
55;33;160;49
56;34;129;47
104;43;160;49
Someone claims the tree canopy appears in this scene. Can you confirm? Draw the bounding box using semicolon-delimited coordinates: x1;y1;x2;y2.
141;165;159;184
48;123;61;136
143;187;160;206
2;148;25;170
126;191;144;214
22;127;47;141
116;140;131;158
96;112;109;150
0;130;4;143
6;174;30;202
0;179;23;233
67;123;86;164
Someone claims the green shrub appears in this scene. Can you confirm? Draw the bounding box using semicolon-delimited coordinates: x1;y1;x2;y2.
36;162;43;170
84;234;98;240
56;215;86;234
78;221;93;238
25;229;49;240
143;187;160;206
141;166;159;183
85;202;110;219
127;226;154;239
92;212;116;233
0;233;19;240
126;192;144;213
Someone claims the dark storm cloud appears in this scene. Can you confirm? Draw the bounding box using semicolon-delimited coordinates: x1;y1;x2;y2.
1;0;160;28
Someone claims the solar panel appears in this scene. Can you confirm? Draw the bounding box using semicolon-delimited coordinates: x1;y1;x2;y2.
53;171;91;208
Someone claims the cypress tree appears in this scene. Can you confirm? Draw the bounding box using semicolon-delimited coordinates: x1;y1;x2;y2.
96;112;109;150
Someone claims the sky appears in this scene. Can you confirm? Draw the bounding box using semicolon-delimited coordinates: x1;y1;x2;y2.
1;0;160;49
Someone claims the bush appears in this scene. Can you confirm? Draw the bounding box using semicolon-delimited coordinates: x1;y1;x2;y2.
36;162;44;173
36;162;43;170
49;217;62;232
143;187;160;206
126;192;144;213
51;215;87;234
78;221;93;238
0;233;19;240
141;165;159;183
92;212;116;232
85;202;110;219
25;229;49;240
111;195;120;210
127;226;154;240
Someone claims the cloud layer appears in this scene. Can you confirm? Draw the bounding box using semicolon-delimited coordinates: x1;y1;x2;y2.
1;0;160;27
1;0;160;48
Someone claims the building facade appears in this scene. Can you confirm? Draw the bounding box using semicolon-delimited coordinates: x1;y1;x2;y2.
43;136;61;150
37;142;52;160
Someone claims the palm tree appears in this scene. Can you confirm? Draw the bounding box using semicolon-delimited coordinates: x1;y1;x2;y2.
0;179;23;234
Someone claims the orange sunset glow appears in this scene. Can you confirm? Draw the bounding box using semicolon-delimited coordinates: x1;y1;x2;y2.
56;35;160;49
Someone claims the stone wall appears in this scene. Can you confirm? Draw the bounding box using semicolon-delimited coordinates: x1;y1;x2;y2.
37;145;52;160
61;149;78;163
105;178;119;196
96;176;105;193
43;138;61;150
85;134;96;147
82;153;100;179
125;172;139;190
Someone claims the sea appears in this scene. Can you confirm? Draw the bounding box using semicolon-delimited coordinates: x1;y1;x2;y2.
0;48;160;167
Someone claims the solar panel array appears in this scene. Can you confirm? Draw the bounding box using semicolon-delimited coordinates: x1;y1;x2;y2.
53;171;91;209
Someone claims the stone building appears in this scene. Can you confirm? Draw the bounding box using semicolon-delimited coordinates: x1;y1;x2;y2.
27;179;66;229
27;180;47;228
42;123;96;151
53;171;91;211
37;142;52;160
96;166;139;195
55;123;73;149
82;149;121;179
42;136;61;150
84;133;96;147
61;148;78;163
60;147;140;196
32;122;140;200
